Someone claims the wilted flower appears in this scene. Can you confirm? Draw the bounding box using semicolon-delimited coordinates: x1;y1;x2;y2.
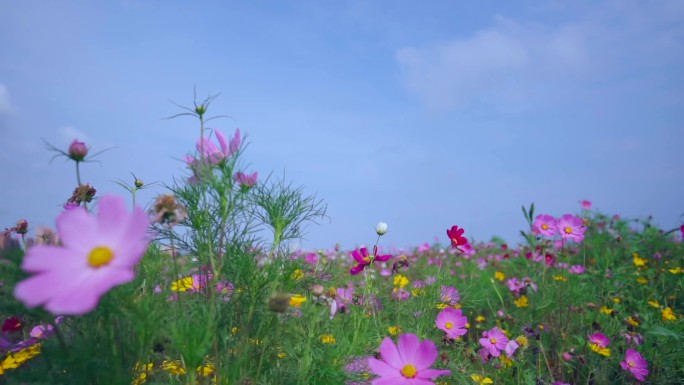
67;184;97;206
151;194;187;226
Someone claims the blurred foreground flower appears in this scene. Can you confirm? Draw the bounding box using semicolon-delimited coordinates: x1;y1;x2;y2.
14;195;150;315
367;333;450;384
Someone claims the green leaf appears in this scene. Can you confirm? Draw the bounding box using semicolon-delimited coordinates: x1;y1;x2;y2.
646;325;683;341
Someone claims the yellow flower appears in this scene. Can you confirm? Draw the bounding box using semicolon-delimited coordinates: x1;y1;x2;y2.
514;295;529;308
289;294;307;307
388;326;401;335
612;297;621;303
231;327;240;335
436;303;449;309
499;354;514;368
599;306;614;315
162;360;186;375
589;343;611;357
668;267;682;274
626;316;639;327
277;352;287;359
291;269;305;280
132;362;154;385
636;277;648;284
515;335;528;347
495;271;505;281
393;274;409;288
633;254;647;267
475;315;486;323
471;374;494;384
1;343;41;371
170;277;194;292
553;275;568;282
320;334;336;344
411;288;425;297
197;362;215;377
662;307;677;321
648;299;660;308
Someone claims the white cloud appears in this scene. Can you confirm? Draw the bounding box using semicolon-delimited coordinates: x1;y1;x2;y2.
0;83;13;115
58;126;92;146
396;3;684;113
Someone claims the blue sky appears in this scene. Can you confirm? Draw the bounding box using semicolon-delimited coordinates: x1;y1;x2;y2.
1;0;683;250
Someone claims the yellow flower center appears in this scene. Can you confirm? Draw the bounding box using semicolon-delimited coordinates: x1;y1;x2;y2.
564;226;573;234
445;322;453;330
490;338;497;344
401;364;417;378
88;246;114;268
363;256;372;263
628;361;635;368
541;223;549;230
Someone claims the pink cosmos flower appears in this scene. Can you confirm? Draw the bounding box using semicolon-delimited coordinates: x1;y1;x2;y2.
620;348;648;381
589;333;610;347
568;265;586;274
14;195;150;315
368;333;451;384
504;339;519;357
557;214;586;242
349;246;392;275
440;285;460;306
532;214;557;237
234;171;258;188
435;308;468;340
197;128;240;165
479;327;508;357
580;200;592;210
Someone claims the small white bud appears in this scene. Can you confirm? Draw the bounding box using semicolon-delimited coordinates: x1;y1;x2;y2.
376;221;388;236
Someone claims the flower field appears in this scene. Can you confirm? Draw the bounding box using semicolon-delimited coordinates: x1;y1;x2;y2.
1;98;682;385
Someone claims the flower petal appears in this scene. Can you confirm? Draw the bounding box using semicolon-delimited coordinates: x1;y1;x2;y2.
57;207;98;254
397;333;420;365
413;338;438;370
378;337;403;369
368;357;400;379
22;245;83;273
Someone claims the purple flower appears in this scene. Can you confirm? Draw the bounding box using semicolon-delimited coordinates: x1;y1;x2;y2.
440;285;460;306
479;327;508;357
620;349;648;382
234;171;258;188
368;333;450;384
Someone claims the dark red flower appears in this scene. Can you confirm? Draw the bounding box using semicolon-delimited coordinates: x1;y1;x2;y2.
447;225;468;250
2;316;23;333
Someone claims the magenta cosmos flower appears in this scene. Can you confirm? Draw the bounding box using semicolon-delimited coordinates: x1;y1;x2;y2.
620;348;648;382
350;246;392;275
435;308;468;340
557;214;586;242
14;195;150;315
532;214;557;237
446;225;468;250
368;333;451;384
479;327;508;357
197;128;240;165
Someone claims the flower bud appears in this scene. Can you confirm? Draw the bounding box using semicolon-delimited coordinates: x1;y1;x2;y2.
15;219;29;235
376;221;388;236
68;140;88;161
134;179;144;188
311;284;325;297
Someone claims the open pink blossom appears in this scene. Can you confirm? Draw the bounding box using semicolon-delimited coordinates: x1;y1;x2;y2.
580;199;592;210
479;327;508;357
620;348;648;381
349;246;392;275
557;214;586;242
440;285;460;306
368;333;451;384
532;214;557;237
14;195;150;315
435;308;468;340
197;128;240;165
